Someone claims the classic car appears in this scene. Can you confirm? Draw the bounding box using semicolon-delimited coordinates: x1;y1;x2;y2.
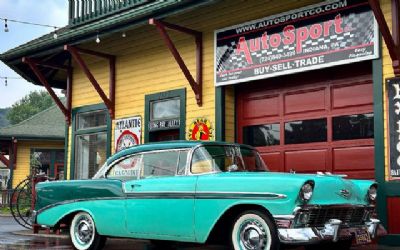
33;141;384;250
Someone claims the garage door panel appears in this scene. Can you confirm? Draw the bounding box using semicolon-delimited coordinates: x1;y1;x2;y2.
332;82;373;109
260;152;282;172
285;149;327;172
242;95;279;119
284;88;326;115
333;146;374;171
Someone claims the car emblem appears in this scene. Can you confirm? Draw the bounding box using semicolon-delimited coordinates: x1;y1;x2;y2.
338;189;351;198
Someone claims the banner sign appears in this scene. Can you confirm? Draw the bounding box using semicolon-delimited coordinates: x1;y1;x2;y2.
214;0;379;86
388;78;400;179
115;116;141;152
149;119;180;132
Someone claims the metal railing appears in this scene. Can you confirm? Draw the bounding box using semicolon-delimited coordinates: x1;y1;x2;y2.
68;0;154;25
0;189;14;208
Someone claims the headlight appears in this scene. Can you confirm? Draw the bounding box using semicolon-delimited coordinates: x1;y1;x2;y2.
368;185;377;202
299;182;314;202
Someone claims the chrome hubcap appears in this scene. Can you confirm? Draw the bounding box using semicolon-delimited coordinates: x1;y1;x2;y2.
239;220;267;250
75;217;93;245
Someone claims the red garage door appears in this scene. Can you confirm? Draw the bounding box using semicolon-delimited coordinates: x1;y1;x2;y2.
237;63;374;179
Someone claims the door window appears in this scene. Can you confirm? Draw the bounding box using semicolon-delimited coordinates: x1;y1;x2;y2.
141;151;182;178
107;155;143;180
74;109;109;179
333;113;374;140
243;124;280;147
284;118;327;144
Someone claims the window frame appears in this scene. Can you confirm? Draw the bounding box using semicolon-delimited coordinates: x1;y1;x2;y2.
70;103;111;180
144;89;186;142
30;148;64;177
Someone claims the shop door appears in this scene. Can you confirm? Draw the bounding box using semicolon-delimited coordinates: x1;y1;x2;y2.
237;63;374;179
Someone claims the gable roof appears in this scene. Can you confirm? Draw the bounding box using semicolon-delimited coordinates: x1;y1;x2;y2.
0;104;65;140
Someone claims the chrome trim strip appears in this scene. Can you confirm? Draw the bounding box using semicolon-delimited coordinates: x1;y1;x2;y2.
36;191;287;215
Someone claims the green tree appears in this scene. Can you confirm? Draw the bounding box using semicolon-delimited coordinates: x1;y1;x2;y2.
6;91;54;125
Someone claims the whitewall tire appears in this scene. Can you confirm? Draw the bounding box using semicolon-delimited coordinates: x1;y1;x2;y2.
231;210;279;250
70;212;106;250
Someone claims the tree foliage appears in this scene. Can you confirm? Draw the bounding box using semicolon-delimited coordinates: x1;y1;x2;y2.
6;91;54;125
0;108;10;127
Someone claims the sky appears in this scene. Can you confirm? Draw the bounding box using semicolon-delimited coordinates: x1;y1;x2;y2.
0;0;68;108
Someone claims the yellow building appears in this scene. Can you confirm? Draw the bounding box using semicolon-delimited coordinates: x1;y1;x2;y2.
0;105;65;188
1;0;400;244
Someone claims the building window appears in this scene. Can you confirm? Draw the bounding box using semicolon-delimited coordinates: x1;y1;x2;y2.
31;149;64;180
73;106;110;179
151;98;180;120
284;118;327;144
145;89;186;142
243;124;280;147
333;113;374;141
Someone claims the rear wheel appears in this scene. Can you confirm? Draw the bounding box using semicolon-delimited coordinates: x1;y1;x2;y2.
70;212;106;250
231;210;280;250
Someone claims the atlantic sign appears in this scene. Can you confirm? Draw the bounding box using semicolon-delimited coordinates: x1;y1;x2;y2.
214;0;379;86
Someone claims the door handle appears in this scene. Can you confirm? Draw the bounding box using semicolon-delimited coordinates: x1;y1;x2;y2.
131;184;141;189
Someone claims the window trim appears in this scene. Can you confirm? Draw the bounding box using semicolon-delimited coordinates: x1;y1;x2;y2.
144;88;186;142
70;103;111;180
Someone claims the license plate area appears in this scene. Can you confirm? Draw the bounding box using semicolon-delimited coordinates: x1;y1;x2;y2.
355;229;371;245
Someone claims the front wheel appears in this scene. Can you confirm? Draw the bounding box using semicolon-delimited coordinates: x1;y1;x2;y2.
231;210;280;250
70;212;107;250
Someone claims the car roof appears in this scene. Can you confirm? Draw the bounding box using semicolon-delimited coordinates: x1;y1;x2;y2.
107;140;247;164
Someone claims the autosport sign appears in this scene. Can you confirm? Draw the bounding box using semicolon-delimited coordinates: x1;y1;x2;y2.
214;0;379;86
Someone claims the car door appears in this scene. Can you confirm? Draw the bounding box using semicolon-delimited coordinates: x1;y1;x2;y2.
123;149;197;241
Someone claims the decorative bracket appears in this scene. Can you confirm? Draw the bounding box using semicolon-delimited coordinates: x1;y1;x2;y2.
22;57;72;125
149;18;202;106
64;45;116;119
0;154;9;167
368;0;400;75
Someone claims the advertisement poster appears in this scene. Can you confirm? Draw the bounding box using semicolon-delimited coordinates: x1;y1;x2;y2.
388;78;400;179
115;116;141;152
215;0;379;86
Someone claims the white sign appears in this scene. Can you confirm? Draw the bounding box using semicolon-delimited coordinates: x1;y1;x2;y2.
115;116;141;152
0;169;10;190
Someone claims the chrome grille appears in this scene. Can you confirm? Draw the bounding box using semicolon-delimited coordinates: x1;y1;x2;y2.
306;206;373;227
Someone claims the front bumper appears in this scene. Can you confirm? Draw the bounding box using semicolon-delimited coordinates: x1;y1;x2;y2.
277;218;386;244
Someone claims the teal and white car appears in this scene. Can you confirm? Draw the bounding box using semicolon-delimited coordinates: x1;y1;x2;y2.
33;141;384;250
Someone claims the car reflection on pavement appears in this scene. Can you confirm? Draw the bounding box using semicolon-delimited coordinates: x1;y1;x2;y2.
0;215;395;250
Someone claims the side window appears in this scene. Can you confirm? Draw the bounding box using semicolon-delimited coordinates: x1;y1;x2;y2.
141;151;180;178
107;155;142;180
177;151;189;175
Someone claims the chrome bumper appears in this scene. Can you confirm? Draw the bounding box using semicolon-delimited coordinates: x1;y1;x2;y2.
277;219;383;244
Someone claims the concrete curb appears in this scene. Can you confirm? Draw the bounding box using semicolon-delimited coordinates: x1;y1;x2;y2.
0;213;13;217
12;230;70;239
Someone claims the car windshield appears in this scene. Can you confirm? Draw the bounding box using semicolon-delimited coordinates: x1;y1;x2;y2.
191;145;268;173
